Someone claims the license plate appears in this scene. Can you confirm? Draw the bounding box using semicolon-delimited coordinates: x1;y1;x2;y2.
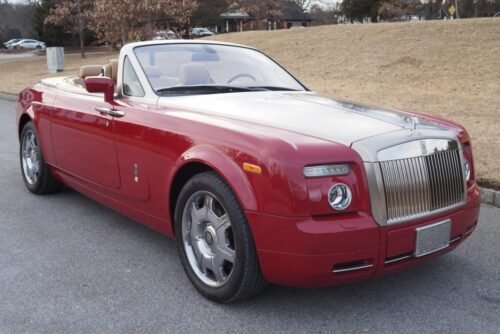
414;219;451;257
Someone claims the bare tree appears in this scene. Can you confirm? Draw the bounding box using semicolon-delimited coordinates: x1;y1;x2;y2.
90;0;198;46
44;0;93;58
288;0;314;11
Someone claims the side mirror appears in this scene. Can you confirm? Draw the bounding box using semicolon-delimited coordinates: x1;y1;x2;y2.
85;76;114;104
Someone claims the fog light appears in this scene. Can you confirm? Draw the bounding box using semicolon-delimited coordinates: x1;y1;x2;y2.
464;160;471;182
328;184;352;210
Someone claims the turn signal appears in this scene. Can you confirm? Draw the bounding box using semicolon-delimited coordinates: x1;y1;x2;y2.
243;163;262;174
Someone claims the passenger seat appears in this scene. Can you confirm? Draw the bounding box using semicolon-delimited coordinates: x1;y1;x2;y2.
73;65;103;87
179;63;211;86
102;59;119;92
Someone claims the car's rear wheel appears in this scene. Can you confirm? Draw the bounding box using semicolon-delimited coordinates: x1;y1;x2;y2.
174;171;266;303
20;122;62;194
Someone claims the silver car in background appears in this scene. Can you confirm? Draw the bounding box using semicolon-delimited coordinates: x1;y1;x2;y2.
7;39;46;50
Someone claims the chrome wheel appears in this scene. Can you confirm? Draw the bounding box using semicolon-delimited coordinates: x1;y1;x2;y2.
181;191;236;288
21;129;41;185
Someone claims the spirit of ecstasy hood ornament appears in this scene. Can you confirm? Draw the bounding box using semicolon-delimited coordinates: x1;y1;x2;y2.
405;116;419;131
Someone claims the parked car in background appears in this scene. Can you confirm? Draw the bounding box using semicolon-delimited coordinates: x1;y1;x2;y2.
153;30;178;40
7;39;45;50
3;39;21;49
494;12;500;17
191;27;214;38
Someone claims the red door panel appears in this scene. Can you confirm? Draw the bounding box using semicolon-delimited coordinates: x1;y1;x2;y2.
51;93;121;189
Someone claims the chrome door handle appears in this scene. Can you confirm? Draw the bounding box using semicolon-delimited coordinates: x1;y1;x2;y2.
95;107;126;118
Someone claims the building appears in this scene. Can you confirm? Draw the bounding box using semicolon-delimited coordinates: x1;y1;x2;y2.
219;2;312;33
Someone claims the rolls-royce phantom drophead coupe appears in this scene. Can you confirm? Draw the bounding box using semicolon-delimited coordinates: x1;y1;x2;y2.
16;41;481;303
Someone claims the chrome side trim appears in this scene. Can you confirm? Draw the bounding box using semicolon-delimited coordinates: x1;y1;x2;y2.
414;244;449;258
384;254;413;265
332;263;374;274
385;235;462;265
464;225;476;236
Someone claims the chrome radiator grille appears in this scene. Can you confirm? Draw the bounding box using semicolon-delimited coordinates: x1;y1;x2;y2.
379;150;465;223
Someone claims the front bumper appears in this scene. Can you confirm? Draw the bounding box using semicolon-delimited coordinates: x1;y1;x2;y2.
247;185;481;288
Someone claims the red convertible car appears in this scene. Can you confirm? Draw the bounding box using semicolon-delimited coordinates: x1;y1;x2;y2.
16;41;480;303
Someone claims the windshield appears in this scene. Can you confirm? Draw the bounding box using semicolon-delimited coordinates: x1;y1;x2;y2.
133;44;306;95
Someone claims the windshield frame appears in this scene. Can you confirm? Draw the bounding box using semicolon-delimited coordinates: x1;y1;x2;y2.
132;42;309;97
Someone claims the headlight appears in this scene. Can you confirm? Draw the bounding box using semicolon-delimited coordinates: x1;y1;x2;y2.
464;160;471;182
328;184;352;210
304;164;350;178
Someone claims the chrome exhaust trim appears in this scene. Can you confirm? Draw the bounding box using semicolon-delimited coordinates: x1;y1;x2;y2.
385;235;462;265
333;263;374;274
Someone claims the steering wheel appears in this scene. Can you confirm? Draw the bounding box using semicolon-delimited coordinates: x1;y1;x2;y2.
227;73;257;84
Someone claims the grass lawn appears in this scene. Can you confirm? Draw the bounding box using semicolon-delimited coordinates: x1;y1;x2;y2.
1;18;499;188
0;51;119;95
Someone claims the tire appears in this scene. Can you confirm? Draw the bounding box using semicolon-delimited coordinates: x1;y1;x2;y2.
20;121;62;194
174;171;266;303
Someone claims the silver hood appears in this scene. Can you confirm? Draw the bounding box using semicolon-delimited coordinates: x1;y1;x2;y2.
159;91;453;158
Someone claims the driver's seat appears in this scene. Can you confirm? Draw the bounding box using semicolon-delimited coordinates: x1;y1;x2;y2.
179;63;211;86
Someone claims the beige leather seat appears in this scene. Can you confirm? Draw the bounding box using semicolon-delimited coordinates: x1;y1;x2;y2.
103;59;119;83
109;59;118;84
180;63;211;85
102;64;112;80
73;65;103;87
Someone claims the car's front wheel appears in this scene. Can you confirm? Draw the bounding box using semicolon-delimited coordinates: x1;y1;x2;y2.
20;121;62;194
174;171;266;303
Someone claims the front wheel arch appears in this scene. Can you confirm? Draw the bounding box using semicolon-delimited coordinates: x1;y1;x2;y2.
169;162;213;228
168;148;258;234
18;114;32;140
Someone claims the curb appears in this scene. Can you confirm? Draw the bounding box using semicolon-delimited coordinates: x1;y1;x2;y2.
0;91;499;209
0;92;17;102
481;188;500;208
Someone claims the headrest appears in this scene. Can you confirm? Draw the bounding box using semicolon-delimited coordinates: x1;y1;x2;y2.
142;65;161;78
192;52;219;62
180;63;210;86
79;65;102;78
109;59;118;82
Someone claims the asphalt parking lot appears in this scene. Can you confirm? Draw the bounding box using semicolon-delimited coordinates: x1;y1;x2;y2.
1;99;499;333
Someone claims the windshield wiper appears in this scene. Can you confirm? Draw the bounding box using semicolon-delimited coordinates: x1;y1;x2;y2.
247;86;300;91
156;85;254;95
157;85;301;95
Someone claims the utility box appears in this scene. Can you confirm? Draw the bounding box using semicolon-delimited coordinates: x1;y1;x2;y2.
46;47;64;73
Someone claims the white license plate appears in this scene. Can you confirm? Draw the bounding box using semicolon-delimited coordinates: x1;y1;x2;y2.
414;219;451;257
